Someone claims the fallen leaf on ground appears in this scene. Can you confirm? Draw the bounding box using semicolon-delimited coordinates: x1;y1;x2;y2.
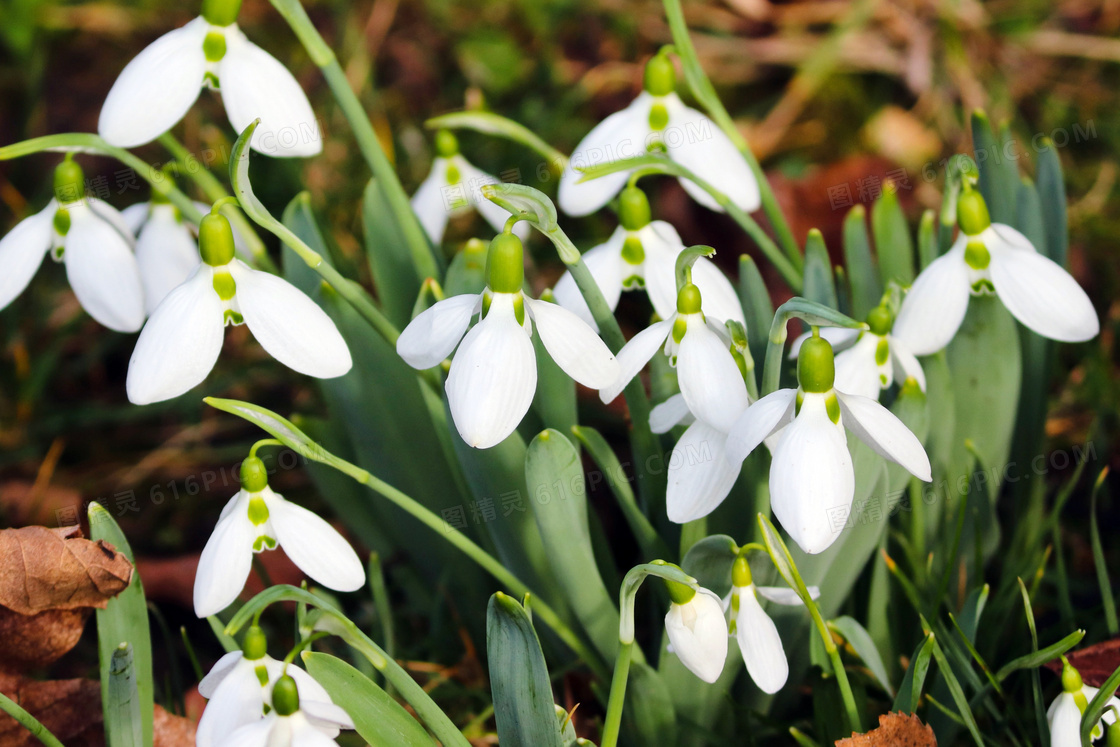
0;525;132;615
836;711;937;746
0;607;89;672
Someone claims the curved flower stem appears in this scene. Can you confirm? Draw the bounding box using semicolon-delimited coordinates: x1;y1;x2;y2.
155;133;275;272
661;0;801;270
0;693;65;747
267;0;441;282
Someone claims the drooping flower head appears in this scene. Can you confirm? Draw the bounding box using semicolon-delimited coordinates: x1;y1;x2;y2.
727;331;932;554
126;205;352;404
396;229;618;449
0;157;145;332
410;130;531;245
193;455;364;618
1047;656;1120;746
559;52;760;217
552;186;744;328
99;0;320;157
892;185;1099;355
663;575;728;684
217;673;354;746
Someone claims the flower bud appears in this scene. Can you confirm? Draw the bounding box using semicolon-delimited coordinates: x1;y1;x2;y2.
643;53;676;97
199;212;237;267
797;334;835;394
485;232;525;294
618;187;651;231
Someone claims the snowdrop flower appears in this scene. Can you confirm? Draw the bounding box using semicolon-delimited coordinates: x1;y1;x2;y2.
197;626;341;747
410;130;530;245
396;231;618;449
727;331;931;554
551;186;744;328
725;554;818;694
193;456;364;618
126;207;351;405
664;578;729;683
1048;657;1120;746
790;306;924;401
98;0;320;157
559;52;760;217
217;674;354;747
892;187;1098;356
0;158;144;332
120;196;204;315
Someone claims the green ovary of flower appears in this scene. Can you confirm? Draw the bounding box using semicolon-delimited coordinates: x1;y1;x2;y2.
485;232;525;294
271;675;300;717
201;0;242;27
199;213;236;266
957;188;992;235
618;187;651;231
797;335;836;394
643;53;676;97
435;129;459;158
53;159;84;205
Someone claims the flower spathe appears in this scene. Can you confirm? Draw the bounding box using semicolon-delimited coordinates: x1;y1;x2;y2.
98;0;320;157
558;53;760;217
0;159;144;332
396;232;618;449
193;457;364;618
410;130;531;245
727;334;931;554
126;210;351;405
552;187;744;329
215;674;354;747
664;582;729;684
892;188;1098;356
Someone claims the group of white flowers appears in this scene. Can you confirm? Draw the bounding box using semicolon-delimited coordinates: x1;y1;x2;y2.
0;1;1104;743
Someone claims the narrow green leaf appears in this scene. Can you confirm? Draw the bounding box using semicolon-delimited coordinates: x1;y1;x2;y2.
971;110;1014;224
1017;577;1049;747
487;593;565;747
1036;138;1068;265
928;638;984;746
444;238;489;297
1082;664;1120;745
426;111;569;168
829;616;894;697
108;643;143;747
89;502;153;747
842;205;881;318
303;652;436;746
363;178;422;328
994;629;1083;683
802;229;837;308
623;662;679;747
917;209;937;271
871;188;915;286
1090;469;1118;635
738;254;774;376
893;632;936;713
0;692;65;747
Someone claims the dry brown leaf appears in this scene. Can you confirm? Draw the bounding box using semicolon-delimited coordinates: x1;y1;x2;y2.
0;525;132;615
0;672;196;747
0;607;89;671
1044;638;1120;687
836;711;937;746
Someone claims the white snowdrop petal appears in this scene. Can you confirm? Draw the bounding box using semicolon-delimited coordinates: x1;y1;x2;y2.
410;159;452;244
120;202;150;234
725;388;797;466
300;700;356;731
396;293;479;369
64;207;146;332
220;32;321;157
987;224;1099;343
87;199;138;245
267;491;365;592
665;422;739;523
220;715;276;747
193;493;255;618
598;318;674;404
446;294;537;449
664;96;760;213
558;94;651;216
770;395;854;555
527;297;618;388
196;661;265;747
836;391;931;481
677;319;749;433
640;221;686;321
755;586;816;605
690;257;746;325
551;230;626;328
833;341;884;400
283;667;334;717
892;243;971;356
454;157;531;241
890;338;926;391
288;715;345;747
788;326;861;359
126;265;225;405
230;260;352;378
1046;693;1082;747
197;651;244;699
665;591;729;683
0;203;54;311
735;587;788;694
649;393;693;434
98;19;208;148
135;206;201;315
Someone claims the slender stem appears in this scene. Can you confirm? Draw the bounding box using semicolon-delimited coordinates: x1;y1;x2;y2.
368;552;396;694
249;438;284;458
156;133;275;271
661;0;802;268
268;0;441;281
600;641;634;747
0;692;65;747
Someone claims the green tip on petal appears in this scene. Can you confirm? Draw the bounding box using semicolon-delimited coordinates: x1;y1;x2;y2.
242;625;268;660
53;159;85;204
676;283;702;315
867;305;892;336
618;186;651;231
485;232;525;293
201;0;242;26
240;456;269;493
435;129;459;158
271;675;300;716
199;212;237;267
202;31;227;62
964;240;991;270
731;554;752;588
798;335;835;394
957;188;991;236
664;578;696;606
643;52;676;97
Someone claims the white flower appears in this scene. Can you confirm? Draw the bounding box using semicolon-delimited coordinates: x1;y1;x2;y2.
0;161;144;332
892;191;1098;356
726;334;931;554
98;12;320;157
126;212;351;405
193;458;364;618
410;131;530;246
551;187;744;329
217;675;354;747
664;587;729;683
396;233;617;449
196;643;339;746
558;53;759;217
1047;658;1120;746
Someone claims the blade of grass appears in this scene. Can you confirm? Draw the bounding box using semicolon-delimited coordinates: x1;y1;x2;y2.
1089;469;1118;635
